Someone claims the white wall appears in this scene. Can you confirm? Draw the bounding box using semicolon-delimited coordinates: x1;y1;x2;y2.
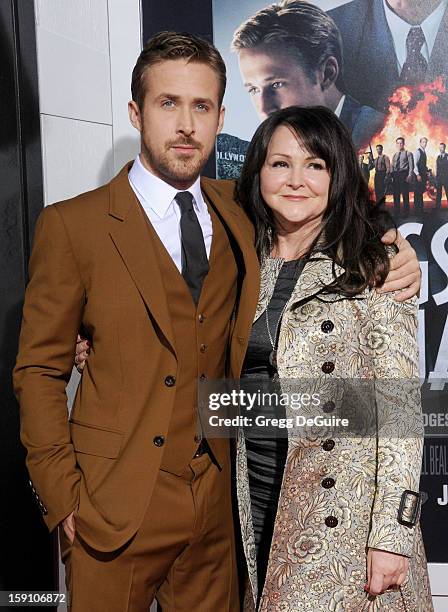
35;0;141;207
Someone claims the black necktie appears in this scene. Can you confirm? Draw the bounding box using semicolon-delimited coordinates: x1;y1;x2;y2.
176;191;209;304
400;27;428;85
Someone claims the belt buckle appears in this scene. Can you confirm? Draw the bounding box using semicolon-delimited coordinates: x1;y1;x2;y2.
398;490;421;527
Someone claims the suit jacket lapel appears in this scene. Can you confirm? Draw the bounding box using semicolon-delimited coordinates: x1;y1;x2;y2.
108;164;176;354
427;5;448;80
201;178;260;373
355;0;398;105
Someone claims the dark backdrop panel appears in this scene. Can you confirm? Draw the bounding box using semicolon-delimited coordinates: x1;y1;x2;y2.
141;0;216;178
0;0;55;605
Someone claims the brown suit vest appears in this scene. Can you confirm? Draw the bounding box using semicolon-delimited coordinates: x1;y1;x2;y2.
148;201;238;475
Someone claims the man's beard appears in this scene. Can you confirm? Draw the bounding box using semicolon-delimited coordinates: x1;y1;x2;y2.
141;135;208;186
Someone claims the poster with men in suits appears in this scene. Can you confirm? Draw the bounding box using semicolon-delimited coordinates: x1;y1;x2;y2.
212;0;448;562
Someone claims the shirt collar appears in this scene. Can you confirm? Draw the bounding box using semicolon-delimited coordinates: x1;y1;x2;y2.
383;0;447;67
128;154;205;219
334;94;346;118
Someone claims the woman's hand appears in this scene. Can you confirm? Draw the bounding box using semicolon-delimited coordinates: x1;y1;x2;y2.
75;334;90;373
365;548;409;596
379;229;421;301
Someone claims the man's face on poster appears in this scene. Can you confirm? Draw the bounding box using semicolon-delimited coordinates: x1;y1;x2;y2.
237;46;325;121
387;0;441;24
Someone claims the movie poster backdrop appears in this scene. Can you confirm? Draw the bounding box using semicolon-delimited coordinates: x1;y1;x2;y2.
213;0;448;561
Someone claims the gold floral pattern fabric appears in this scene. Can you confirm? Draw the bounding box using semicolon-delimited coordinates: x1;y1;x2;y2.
237;254;433;611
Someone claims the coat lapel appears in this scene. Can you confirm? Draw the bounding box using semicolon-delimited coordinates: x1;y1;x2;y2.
108;164;176;354
254;254;345;324
427;5;448;81
201;178;260;374
289;255;345;306
371;0;399;83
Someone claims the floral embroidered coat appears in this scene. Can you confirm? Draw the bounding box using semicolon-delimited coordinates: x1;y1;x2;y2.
237;254;433;612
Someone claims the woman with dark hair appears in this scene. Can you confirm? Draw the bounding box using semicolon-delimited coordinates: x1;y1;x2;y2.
236;106;432;611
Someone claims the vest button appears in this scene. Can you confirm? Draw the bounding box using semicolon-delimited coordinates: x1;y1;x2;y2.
322;439;335;451
164;375;176;387
322;477;335;489
323;400;335;413
322;361;335;374
321;320;334;333
200;344;207;353
325;515;338;528
153;435;165;447
198;314;205;323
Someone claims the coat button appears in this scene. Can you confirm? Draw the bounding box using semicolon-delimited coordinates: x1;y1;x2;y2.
194;434;202;443
164;375;176;387
198;314;205;323
322;477;335;489
321;320;334;333
322;400;335;413
200;344;207;353
322;439;335;451
153;435;165;447
322;361;335;374
200;374;206;381
325;515;338;528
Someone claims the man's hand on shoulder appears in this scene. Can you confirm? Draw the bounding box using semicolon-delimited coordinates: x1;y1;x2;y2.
378;229;421;302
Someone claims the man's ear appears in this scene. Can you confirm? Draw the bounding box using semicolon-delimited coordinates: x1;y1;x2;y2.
128;100;142;132
320;56;339;91
217;105;226;135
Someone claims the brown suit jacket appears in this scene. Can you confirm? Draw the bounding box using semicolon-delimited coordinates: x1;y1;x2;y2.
13;163;260;552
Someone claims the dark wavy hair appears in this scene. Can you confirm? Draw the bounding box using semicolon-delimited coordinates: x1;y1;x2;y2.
235;106;395;296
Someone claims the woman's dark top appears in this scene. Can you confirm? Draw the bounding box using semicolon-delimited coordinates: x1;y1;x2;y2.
241;258;304;598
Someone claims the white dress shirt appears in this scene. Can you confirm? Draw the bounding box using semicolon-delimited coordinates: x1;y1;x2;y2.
383;0;447;72
128;155;213;273
334;94;346;118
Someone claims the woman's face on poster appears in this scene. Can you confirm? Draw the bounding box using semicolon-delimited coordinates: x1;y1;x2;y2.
238;46;326;121
260;124;330;232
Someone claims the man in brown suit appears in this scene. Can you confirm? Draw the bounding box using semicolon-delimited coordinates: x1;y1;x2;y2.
13;32;259;611
14;30;421;612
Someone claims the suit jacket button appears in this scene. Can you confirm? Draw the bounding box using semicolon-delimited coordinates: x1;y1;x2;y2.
323;400;335;413
325;515;338;528
200;344;207;353
322;477;335;489
153;435;165;447
321;320;334;333
198;314;205;323
200;374;206;381
322;361;335;374
164;375;176;387
194;434;202;443
322;439;335;451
